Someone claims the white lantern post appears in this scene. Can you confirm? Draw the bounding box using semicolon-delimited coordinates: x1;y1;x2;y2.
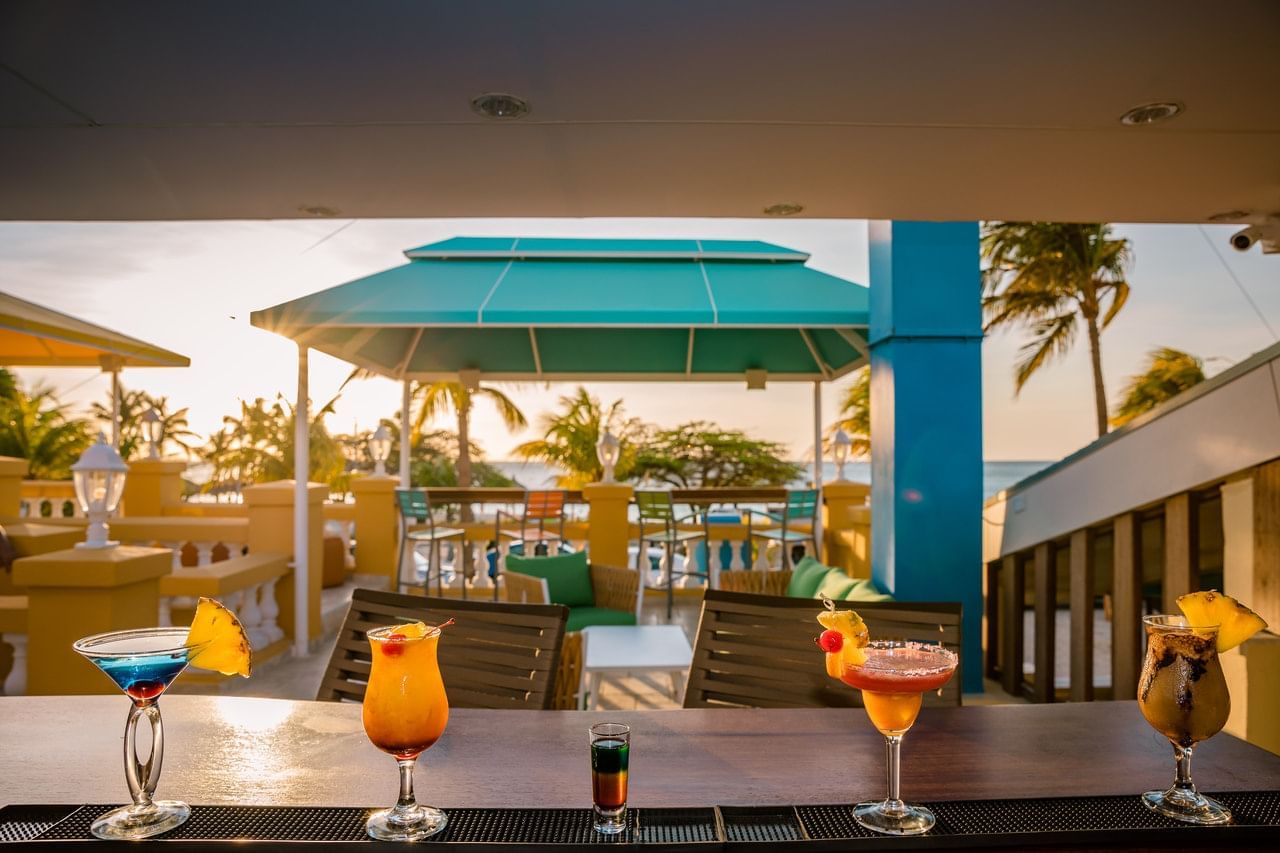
141;407;162;460
369;424;392;477
72;432;129;549
596;431;620;483
832;429;852;482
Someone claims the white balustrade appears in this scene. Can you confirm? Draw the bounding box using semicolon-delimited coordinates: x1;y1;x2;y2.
3;634;27;696
259;579;284;643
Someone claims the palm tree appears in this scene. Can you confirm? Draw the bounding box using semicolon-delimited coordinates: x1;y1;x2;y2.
828;367;870;457
201;395;345;493
0;381;92;479
1111;347;1206;428
91;388;200;460
514;387;644;488
411;382;526;489
982;222;1132;437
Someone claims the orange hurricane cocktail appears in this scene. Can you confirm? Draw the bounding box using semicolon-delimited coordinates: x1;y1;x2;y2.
816;601;957;836
362;620;451;841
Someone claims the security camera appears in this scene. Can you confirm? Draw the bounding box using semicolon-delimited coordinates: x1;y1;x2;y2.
1231;226;1261;252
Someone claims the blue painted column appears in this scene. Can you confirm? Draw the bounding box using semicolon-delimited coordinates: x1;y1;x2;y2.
868;221;984;693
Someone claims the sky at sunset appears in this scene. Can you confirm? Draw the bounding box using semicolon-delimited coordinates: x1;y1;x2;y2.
2;219;1277;465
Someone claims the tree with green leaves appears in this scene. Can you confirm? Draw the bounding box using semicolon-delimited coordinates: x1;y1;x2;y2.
828;367;870;457
1111;347;1206;428
982;222;1133;437
90;387;200;460
513;387;646;488
338;419;516;488
0;377;92;479
631;422;802;488
411;382;526;489
201;395;345;493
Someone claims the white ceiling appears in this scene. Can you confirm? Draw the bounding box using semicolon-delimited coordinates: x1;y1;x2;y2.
2;0;1278;223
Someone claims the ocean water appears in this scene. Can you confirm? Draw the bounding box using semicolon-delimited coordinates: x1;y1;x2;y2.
493;460;1051;501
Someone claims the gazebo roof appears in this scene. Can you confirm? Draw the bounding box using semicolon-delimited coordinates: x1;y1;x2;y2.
0;291;190;368
251;237;869;383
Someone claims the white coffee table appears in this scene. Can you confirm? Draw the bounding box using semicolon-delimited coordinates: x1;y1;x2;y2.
576;624;694;710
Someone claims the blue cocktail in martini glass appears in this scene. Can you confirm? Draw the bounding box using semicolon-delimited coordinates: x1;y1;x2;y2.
74;627;204;840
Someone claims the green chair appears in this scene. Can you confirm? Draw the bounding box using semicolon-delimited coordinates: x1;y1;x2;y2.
746;489;819;569
634;490;707;619
395;489;465;596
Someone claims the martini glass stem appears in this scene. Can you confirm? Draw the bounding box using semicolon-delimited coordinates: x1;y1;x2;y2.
123;703;164;807
883;735;905;816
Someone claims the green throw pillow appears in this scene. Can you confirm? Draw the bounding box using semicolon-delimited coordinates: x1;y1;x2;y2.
566;607;637;632
813;569;856;601
505;550;594;608
786;556;831;598
844;578;895;603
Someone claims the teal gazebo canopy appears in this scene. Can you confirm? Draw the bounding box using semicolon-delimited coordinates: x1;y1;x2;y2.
251;237;869;383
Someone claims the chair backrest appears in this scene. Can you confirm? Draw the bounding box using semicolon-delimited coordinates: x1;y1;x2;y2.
395;488;430;523
524;490;567;521
635;490;675;522
784;489;819;524
318;588;569;709
684;589;963;709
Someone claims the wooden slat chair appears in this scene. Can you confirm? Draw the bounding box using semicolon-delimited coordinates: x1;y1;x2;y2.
504;564;641;709
684;589;963;709
746;489;819;569
634;490;707;619
395;489;465;595
317;588;568;709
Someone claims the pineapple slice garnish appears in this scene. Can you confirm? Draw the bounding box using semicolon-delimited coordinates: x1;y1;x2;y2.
817;602;870;677
1176;590;1267;653
187;597;253;677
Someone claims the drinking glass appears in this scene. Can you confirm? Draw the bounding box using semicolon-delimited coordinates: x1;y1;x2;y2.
362;625;450;841
589;723;630;835
73;627;200;840
1137;614;1232;825
840;640;957;836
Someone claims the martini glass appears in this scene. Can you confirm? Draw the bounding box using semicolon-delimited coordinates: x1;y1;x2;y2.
73;627;201;840
840;640;957;836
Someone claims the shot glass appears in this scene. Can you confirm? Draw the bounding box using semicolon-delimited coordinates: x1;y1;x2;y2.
589;722;630;834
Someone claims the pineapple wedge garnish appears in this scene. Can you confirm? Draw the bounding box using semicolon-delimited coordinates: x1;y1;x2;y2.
187;597;253;677
1177;590;1267;653
817;603;870;677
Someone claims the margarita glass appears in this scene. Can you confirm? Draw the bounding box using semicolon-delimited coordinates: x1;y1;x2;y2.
362;623;450;841
840;640;957;836
73;627;201;840
1137;615;1232;825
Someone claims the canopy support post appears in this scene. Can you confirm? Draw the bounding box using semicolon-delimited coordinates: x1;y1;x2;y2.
400;379;412;488
293;343;310;657
109;367;121;450
812;380;824;561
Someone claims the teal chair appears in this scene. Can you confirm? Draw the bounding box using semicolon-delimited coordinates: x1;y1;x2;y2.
634;490;707;619
395;489;466;596
746;489;819;569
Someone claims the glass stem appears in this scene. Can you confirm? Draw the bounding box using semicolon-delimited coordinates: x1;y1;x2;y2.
123;702;163;808
395;758;418;813
883;735;905;815
1172;744;1197;796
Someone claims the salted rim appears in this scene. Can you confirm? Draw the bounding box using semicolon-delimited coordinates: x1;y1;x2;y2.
848;640;958;676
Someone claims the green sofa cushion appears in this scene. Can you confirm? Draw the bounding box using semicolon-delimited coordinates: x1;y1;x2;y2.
786;556;831;598
506;550;594;608
567;607;637;632
813;569;856;601
844;578;895;603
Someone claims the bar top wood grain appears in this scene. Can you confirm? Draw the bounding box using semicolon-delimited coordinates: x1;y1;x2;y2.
2;696;1278;809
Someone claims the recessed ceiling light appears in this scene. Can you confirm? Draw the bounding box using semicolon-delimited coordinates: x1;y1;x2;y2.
298;205;340;217
1119;102;1183;126
763;202;804;217
471;93;530;119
